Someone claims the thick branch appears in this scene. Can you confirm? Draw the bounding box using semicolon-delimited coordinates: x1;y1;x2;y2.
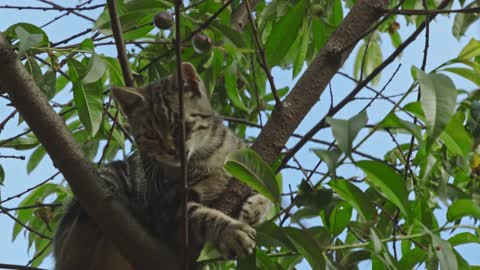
252;0;388;164
0;34;179;270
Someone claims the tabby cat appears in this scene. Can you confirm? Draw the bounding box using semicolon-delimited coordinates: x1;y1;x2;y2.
53;63;271;270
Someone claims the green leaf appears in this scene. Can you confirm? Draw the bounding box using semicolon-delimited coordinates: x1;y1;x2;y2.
357;160;410;217
37;69;57;100
224;149;279;203
329;179;376;221
237;252;256;270
447;199;480;221
103;57;124;86
398;248;426;270
0;165;4;186
27;146;46;174
449;232;480;247
255;221;296;250
0;136;39;150
12;183;60;241
13;26;45;54
312;148;342;175
458;38;480;59
4;23;49;48
224;61;248;112
82;53;107;85
443;67;480;86
292;19;309;78
327;110;368;156
264;0;305;67
296;181;333;212
440;113;472;156
255;248;282;270
283;227;326;269
381;112;422;141
68;59;103;136
452;1;480;39
416;68;457;146
432;234;458;270
328;200;352;236
339;250;371;269
354;40;383;85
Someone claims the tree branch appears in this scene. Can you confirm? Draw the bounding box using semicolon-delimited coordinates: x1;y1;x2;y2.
252;0;388;164
174;1;190;269
0;33;180;270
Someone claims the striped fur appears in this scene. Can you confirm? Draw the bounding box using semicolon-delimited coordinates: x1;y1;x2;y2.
53;63;271;269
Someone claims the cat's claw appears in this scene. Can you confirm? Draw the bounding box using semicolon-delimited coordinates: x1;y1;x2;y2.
218;220;256;258
239;194;272;225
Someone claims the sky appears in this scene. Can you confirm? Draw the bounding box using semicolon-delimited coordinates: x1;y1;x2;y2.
0;0;480;269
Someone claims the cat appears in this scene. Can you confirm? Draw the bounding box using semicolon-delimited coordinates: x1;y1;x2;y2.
53;62;272;270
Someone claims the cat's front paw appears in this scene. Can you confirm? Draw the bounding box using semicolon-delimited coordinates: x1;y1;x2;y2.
217;220;255;258
239;194;272;225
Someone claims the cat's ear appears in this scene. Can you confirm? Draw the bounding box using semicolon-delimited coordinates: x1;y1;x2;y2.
181;62;202;95
112;87;145;114
182;62;199;82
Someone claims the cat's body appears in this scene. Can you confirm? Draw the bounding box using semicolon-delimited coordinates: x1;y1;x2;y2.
53;63;271;270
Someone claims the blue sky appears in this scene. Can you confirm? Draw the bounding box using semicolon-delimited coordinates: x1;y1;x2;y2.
0;1;480;269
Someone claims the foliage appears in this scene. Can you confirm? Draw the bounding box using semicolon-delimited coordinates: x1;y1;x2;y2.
1;0;480;269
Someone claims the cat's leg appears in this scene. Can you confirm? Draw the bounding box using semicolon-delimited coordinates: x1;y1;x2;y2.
239;193;273;225
187;202;255;258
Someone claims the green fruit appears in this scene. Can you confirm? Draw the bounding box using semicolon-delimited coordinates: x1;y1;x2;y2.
192;34;212;54
153;12;174;29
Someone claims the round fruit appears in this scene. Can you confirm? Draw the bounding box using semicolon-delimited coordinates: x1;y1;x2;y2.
153;12;174;29
192;34;212;54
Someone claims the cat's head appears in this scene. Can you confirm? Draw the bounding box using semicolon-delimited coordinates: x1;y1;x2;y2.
112;62;213;165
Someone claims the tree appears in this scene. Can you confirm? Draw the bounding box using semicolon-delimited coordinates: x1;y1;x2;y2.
0;0;480;269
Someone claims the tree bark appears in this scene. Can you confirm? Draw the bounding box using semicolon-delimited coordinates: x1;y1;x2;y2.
215;0;388;217
0;34;180;270
252;0;388;164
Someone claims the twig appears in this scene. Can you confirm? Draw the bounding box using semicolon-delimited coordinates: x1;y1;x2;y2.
107;0;134;87
404;0;431;182
0;154;25;160
98;110;118;165
392;7;480;15
26;241;52;266
250;54;264;126
174;1;189;269
0;109;17;133
0;263;46;270
0;205;52;240
0;4;104;12
1;203;62;212
50;28;92;47
185;0;234;41
36;0;95;22
105;110;133;143
244;0;281;107
0;172;60;204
